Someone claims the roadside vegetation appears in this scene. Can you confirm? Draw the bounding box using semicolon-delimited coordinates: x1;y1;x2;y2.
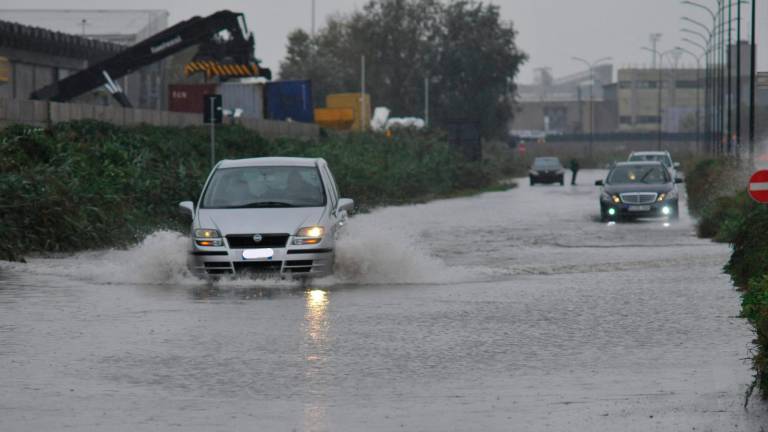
0;120;514;262
685;157;768;400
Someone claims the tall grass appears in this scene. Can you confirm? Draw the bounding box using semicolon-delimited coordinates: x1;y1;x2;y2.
0;120;503;261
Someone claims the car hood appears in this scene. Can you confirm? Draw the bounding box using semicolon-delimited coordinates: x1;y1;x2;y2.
603;183;673;194
195;207;326;235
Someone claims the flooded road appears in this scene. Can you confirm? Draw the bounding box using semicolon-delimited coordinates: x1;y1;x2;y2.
1;169;766;431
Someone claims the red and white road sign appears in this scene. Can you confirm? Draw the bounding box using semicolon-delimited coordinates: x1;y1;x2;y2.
748;170;768;203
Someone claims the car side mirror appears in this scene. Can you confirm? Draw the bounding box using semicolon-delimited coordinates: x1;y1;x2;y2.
337;198;354;213
594;180;604;186
673;162;681;169
179;201;194;217
675;177;684;184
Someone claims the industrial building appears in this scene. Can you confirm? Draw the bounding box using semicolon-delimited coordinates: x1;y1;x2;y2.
0;9;169;109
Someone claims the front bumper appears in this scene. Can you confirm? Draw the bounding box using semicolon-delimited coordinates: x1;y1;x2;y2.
530;172;564;183
601;199;678;218
187;246;334;278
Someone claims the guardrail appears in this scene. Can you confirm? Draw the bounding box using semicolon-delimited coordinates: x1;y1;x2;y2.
0;98;319;139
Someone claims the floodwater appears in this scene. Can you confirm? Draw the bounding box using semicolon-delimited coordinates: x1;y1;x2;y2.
1;170;766;431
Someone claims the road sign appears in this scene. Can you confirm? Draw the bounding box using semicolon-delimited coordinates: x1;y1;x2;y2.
203;94;223;124
748;170;768;203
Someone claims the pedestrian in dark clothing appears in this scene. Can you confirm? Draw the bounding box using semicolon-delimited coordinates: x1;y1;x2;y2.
569;159;580;185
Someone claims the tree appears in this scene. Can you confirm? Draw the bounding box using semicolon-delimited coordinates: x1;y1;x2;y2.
279;0;527;138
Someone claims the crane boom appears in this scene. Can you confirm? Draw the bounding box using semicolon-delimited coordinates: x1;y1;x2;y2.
30;10;271;106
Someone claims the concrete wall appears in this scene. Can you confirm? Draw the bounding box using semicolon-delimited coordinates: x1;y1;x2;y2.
0;98;319;139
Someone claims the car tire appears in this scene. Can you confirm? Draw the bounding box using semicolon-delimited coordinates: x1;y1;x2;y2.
600;204;608;222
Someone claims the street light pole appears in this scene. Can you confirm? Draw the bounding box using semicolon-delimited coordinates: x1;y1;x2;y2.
572;56;612;160
748;0;756;162
677;46;704;151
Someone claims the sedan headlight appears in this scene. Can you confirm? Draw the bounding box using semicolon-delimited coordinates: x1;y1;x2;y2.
194;228;223;247
601;192;621;204
293;226;325;245
657;189;678;202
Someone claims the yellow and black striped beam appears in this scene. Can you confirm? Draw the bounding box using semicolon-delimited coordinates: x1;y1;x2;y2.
184;61;268;79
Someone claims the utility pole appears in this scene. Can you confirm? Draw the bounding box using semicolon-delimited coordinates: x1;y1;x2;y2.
572;56;612;160
311;0;316;36
650;33;662;67
424;77;429;127
748;0;756;162
727;0;733;154
360;55;366;132
736;0;742;156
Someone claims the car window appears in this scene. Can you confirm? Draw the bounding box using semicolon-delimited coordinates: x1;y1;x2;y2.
201;166;327;208
629;154;672;168
607;165;670;185
532;158;562;169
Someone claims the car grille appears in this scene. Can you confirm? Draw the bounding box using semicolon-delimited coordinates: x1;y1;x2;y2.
226;234;289;249
284;260;313;273
620;192;658;204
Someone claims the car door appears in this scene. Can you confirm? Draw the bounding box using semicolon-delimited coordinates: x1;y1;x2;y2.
321;164;345;238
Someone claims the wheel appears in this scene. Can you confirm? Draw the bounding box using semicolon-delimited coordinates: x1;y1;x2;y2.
600;205;608;222
670;202;680;220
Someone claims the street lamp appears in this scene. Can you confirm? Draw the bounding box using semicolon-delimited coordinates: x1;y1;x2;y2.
676;46;705;151
642;47;679;150
571;56;612;160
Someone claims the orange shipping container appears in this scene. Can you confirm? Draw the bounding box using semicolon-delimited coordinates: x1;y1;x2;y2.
314;108;355;130
326;93;371;131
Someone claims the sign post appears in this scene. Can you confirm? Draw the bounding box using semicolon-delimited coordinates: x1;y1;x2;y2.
748;170;768;203
203;94;223;168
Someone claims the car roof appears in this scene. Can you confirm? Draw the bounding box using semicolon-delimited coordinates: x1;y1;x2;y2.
613;161;665;167
629;151;670;156
217;157;323;169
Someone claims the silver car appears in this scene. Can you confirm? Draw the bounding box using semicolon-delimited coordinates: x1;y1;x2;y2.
179;157;353;279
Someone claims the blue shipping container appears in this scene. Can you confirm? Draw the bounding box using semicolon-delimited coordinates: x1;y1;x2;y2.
265;80;314;123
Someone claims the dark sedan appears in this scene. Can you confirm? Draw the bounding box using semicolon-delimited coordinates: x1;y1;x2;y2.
529;157;565;186
595;161;683;221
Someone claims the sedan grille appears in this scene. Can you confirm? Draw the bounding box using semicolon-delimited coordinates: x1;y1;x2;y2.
226;234;289;249
619;192;658;204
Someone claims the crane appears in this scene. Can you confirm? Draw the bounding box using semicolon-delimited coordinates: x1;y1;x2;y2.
30;10;271;107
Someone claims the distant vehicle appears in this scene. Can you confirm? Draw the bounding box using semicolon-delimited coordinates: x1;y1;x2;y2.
529;157;565;186
595;161;683;221
627;151;680;179
179;157;354;279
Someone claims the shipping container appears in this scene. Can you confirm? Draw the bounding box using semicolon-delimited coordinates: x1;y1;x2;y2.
218;82;264;119
168;84;217;114
326;92;371;131
314;107;354;130
265;80;314;123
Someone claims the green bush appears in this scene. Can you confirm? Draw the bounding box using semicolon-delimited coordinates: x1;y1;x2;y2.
0;120;504;261
742;275;768;399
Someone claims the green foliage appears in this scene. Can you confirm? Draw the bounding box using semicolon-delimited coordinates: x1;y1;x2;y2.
0;120;502;261
278;0;527;138
742;275;768;400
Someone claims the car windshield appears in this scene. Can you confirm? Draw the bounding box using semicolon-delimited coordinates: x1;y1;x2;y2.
533;158;562;169
201;166;326;208
629;154;672;168
607;164;670;185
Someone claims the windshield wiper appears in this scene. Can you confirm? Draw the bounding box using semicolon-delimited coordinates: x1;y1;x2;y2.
228;201;296;208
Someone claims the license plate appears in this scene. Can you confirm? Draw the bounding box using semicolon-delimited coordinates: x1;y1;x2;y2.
628;205;651;212
242;248;274;260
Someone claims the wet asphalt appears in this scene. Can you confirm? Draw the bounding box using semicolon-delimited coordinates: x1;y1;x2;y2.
1;169;766;431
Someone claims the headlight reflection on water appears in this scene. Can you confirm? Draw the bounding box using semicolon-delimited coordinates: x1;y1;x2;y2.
304;288;330;431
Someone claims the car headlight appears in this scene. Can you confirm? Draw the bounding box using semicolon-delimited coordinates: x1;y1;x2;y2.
657;190;678;202
601;192;621;203
194;228;223;247
293;226;325;245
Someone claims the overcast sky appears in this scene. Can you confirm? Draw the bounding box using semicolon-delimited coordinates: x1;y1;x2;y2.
2;0;765;83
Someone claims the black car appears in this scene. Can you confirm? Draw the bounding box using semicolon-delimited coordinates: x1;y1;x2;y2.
529;157;565;186
595;161;683;221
